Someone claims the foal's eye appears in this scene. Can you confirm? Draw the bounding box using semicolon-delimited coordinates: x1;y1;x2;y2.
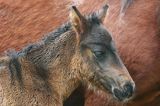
93;51;106;59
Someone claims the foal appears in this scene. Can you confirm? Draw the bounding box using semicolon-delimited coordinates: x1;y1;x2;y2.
0;5;135;106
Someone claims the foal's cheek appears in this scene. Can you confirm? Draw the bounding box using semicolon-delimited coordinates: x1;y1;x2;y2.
81;49;93;59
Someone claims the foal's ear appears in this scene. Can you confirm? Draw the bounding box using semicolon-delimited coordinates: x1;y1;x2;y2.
95;4;109;22
69;6;86;34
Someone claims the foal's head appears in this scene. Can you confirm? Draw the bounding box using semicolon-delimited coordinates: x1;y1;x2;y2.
69;5;135;101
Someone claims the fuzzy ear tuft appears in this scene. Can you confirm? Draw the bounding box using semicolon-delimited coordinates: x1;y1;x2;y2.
96;4;109;22
69;6;86;34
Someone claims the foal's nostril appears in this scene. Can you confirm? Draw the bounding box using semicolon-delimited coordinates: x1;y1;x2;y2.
113;88;124;101
123;83;134;97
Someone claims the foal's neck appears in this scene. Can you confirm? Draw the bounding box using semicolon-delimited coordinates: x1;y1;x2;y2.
45;30;83;100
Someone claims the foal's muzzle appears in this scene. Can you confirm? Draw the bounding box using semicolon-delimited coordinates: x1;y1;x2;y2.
113;82;135;101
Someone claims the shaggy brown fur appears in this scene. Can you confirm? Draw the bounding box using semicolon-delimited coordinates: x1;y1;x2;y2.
0;0;159;106
0;28;80;106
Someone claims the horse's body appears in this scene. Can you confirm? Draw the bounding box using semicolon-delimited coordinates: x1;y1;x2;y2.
85;0;160;106
0;0;159;106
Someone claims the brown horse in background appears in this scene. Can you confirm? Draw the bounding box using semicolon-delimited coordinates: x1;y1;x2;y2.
0;0;160;106
84;0;160;106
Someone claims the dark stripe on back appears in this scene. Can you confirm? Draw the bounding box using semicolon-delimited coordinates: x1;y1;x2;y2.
8;51;23;88
43;22;72;45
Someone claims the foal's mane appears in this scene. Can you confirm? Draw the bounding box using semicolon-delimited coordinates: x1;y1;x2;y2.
19;22;72;55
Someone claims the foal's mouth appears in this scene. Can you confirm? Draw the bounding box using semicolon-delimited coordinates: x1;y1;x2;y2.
112;83;135;102
99;77;135;102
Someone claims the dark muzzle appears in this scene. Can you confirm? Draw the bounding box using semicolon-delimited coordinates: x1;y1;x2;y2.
113;83;134;101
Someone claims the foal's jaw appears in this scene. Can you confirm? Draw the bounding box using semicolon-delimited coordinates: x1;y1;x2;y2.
98;66;135;102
